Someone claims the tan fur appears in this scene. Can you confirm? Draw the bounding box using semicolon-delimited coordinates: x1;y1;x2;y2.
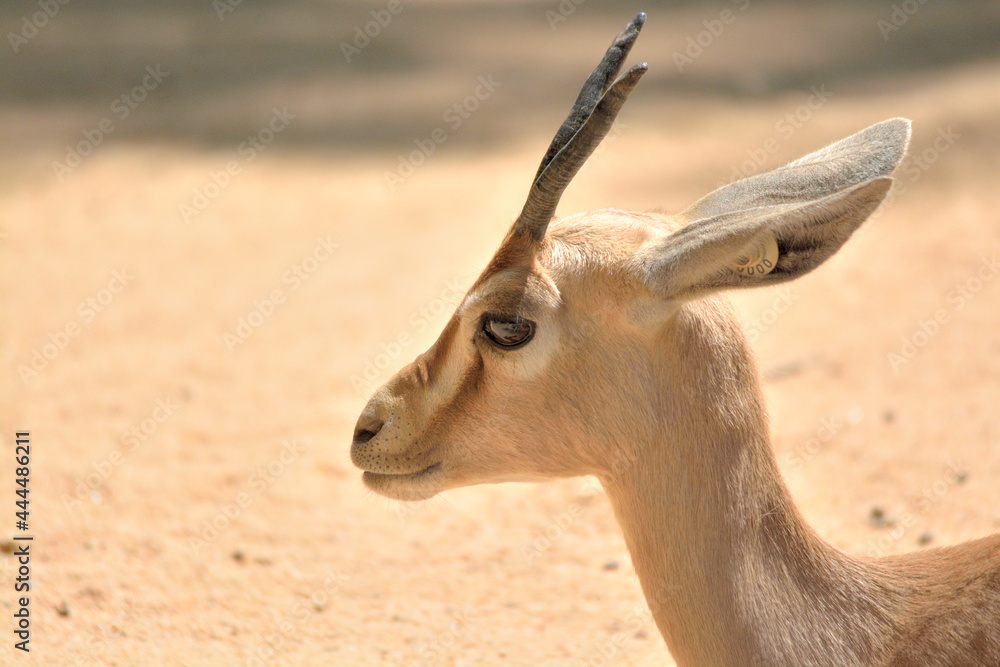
351;115;1000;664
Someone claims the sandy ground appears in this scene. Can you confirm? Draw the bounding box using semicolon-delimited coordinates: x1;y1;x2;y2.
1;2;999;666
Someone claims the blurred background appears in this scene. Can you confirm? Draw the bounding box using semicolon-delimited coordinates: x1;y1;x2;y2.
1;1;999;665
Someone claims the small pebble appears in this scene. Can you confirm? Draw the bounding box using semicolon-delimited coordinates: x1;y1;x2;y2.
231;550;245;563
869;507;889;528
56;601;70;617
917;531;934;546
602;560;619;571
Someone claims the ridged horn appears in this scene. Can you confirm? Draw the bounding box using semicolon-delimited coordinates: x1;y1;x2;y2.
514;13;648;241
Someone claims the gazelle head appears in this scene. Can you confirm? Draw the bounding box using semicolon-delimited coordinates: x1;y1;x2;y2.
351;13;910;502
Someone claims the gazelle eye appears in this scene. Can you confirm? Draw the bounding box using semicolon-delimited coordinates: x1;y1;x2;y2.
482;315;535;349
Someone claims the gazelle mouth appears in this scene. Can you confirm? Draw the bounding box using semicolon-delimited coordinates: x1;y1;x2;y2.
363;462;441;481
361;463;443;500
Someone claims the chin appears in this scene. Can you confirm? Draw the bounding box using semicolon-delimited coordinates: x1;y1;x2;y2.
361;463;445;501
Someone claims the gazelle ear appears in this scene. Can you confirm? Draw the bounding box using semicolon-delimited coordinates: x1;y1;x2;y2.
638;119;910;300
680;118;911;222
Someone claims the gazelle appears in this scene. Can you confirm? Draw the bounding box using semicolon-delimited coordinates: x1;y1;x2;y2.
351;13;1000;666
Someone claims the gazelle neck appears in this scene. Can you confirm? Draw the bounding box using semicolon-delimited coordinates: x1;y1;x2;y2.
599;299;898;666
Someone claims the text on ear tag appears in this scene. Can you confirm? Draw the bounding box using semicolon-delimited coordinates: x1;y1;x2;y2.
732;233;779;277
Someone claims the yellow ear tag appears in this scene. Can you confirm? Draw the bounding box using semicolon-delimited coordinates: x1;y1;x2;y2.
732;233;779;278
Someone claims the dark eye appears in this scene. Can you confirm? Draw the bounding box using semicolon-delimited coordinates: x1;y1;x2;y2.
482;315;535;349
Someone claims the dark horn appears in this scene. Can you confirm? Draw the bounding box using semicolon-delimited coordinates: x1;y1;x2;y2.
514;13;648;241
532;12;646;182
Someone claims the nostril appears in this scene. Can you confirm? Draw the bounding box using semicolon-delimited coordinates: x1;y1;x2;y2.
353;426;381;445
352;402;386;451
352;412;384;446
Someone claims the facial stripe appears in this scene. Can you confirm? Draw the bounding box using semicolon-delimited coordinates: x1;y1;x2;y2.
418;315;459;388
